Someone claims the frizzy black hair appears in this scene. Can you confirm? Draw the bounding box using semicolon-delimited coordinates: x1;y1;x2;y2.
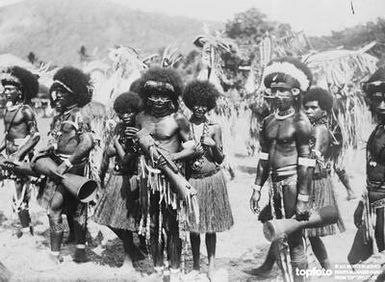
137;67;183;110
303;87;334;113
113;91;143;114
1;66;39;103
50;66;92;108
182;80;219;111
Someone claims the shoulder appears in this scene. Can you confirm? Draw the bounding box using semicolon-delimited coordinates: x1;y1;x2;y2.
21;105;36;120
262;113;275;127
135;111;147;125
208;121;221;132
173;112;190;130
70;109;91;132
294;111;312;135
173;112;189;122
313;123;329;136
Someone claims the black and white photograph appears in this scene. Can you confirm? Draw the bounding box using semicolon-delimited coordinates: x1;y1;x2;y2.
0;0;384;281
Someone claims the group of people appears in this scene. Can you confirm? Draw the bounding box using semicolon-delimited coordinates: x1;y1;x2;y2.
0;65;233;280
248;57;385;281
0;55;384;282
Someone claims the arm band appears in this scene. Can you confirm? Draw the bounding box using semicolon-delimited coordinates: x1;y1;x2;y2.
312;149;322;159
259;152;269;160
63;159;73;169
298;157;316;167
252;184;262;192
297;194;310;202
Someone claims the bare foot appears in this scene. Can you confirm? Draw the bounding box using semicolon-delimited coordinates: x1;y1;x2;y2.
121;257;134;271
247;264;274;277
208;263;215;281
169;268;181;282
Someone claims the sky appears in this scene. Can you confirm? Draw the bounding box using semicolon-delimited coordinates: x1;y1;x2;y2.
110;0;385;36
0;0;384;36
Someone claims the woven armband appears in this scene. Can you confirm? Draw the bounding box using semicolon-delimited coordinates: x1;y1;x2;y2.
63;159;73;169
298;157;316;167
312;149;322;159
252;184;262;192
259;152;269;160
297;194;310;202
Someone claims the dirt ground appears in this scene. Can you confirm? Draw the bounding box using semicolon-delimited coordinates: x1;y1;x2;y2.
0;116;382;282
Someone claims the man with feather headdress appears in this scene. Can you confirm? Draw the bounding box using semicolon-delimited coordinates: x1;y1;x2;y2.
249;57;314;282
0;66;40;239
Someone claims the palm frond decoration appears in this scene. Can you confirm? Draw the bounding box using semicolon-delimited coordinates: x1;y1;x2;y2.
304;43;378;156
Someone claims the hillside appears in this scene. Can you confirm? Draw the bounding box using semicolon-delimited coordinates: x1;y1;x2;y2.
0;0;222;66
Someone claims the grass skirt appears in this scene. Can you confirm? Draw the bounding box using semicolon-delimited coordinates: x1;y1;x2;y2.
306;174;345;237
187;169;233;233
93;173;138;231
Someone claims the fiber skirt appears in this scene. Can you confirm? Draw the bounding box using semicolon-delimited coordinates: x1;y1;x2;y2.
306;174;345;237
93;173;138;231
188;169;233;233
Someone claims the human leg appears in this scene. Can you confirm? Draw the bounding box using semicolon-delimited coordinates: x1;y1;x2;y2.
375;207;385;252
309;236;330;269
335;166;356;200
48;190;65;263
14;180;33;236
65;214;75;244
190;232;201;270
283;180;307;282
72;202;88;263
110;227;135;269
206;232;216;279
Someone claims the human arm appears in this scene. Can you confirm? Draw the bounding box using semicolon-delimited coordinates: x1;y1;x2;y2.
12;106;40;161
202;124;225;164
170;112;196;161
250;118;271;213
295;113;314;220
56;114;94;175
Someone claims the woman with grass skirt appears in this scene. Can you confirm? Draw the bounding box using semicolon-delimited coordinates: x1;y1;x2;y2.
182;80;234;280
303;88;345;270
93;91;143;271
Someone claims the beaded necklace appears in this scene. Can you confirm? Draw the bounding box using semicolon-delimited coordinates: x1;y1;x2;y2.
190;119;209;171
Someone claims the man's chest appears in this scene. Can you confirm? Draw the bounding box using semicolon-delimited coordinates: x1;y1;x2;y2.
51;118;77;138
369;128;385;156
265;119;296;145
4;110;24;128
140;115;178;140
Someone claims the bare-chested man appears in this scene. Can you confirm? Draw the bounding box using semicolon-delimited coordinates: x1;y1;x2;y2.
0;66;40;238
353;67;385;256
249;57;314;282
35;67;94;263
135;67;196;280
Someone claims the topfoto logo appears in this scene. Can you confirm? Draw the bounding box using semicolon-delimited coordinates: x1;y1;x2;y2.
295;268;333;278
